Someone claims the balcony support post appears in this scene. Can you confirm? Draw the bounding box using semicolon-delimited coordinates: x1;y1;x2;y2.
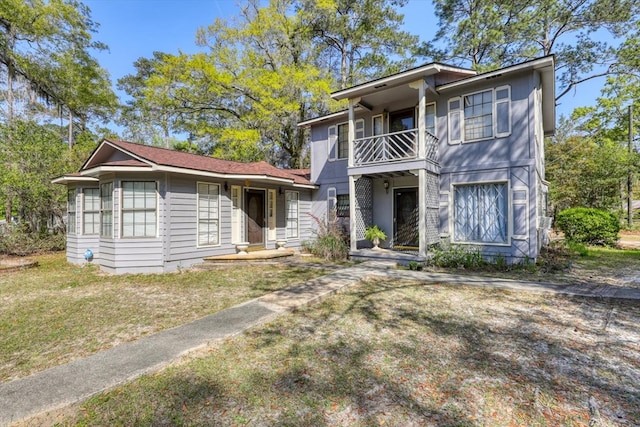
348;97;359;168
418;169;427;258
349;174;358;252
409;79;427;159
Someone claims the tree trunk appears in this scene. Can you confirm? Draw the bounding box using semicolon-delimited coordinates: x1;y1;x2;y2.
68;110;74;149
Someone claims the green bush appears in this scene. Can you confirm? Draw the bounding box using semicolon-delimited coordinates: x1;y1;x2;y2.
0;224;65;256
302;214;349;261
427;243;485;268
555;207;619;246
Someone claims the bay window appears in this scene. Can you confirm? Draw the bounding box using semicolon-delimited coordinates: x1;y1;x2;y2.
83;188;100;235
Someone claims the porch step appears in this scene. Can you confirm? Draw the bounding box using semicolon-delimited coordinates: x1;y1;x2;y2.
350;248;426;266
202;249;295;264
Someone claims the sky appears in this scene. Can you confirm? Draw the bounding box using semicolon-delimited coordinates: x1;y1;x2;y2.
83;0;603;123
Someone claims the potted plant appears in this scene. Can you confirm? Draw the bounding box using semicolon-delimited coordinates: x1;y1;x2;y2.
365;225;387;249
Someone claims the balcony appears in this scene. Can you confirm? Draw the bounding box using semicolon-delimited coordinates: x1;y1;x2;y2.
353;129;439;167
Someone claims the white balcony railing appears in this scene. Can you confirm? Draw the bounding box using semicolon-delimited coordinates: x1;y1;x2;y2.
353;129;439;166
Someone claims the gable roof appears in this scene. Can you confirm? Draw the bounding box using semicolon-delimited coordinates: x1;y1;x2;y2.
54;139;315;188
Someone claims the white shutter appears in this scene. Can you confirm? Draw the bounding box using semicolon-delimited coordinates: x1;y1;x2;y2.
268;189;276;241
231;185;242;243
328;125;337;160
495;85;511;137
448;97;462;144
327;187;337;219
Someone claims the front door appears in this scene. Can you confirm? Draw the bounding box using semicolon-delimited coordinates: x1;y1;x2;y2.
245;189;265;246
394;188;418;248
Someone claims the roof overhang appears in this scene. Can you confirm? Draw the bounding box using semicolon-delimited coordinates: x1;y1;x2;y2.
51;175;99;185
298;110;349;128
79;165;317;189
437;56;555;135
331;63;476;101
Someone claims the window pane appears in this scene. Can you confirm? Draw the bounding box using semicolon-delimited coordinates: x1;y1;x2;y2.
464;90;493;140
454;183;507;243
197;183;219;246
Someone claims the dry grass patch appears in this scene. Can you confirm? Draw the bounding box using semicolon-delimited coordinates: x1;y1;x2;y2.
0;252;328;382
54;279;640;427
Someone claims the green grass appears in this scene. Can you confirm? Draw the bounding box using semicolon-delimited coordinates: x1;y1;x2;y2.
53;278;640;426
0;252;328;382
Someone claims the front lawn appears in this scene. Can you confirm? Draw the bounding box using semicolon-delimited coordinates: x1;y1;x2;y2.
0;252;328;382
54;278;640;426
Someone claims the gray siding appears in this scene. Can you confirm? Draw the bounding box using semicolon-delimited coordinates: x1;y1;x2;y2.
308;68;544;261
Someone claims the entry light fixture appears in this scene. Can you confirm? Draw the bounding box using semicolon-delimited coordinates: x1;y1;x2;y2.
383;180;389;194
224;181;229;192
279;186;283;195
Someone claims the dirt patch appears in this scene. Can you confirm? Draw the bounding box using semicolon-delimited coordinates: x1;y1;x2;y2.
0;256;38;273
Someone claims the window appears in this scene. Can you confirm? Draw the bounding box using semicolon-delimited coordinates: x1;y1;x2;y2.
197;183;220;246
67;190;76;235
121;181;157;238
285;191;299;238
372;115;384;136
454;183;508;244
83;188;100;235
464;89;493;141
449;86;511;143
100;182;113;238
390;109;414;132
336;194;349;218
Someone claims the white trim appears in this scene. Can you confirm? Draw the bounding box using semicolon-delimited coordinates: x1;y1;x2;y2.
196;181;221;248
328;125;337;161
231;185;243;244
437;56;554;92
448;97;462;144
285;190;300;239
298;110;349;127
83;140;154;170
494;85;511;138
450;179;511;247
267;189;276;241
461;88;495;143
331;63;476;100
51;175;99;185
79;165;316;189
511;186;529;240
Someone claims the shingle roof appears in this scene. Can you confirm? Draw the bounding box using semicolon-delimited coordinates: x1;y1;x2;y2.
86;139;313;186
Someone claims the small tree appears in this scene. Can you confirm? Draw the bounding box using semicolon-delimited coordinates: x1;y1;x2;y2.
555;207;620;246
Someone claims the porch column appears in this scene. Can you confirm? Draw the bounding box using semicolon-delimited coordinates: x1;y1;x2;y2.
409;80;427;159
418;169;427;258
349;174;358;251
348;97;359;168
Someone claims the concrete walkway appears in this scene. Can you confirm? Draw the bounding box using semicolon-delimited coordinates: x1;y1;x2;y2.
2;261;640;426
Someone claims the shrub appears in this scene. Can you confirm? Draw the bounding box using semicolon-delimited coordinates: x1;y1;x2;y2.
427;243;485;269
555;207;619;246
302;213;349;261
0;224;65;256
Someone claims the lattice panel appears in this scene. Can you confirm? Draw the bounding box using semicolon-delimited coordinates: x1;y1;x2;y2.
354;177;373;240
425;172;440;245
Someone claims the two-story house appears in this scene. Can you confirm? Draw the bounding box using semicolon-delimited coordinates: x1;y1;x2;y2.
300;56;555;263
54;56;554;273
